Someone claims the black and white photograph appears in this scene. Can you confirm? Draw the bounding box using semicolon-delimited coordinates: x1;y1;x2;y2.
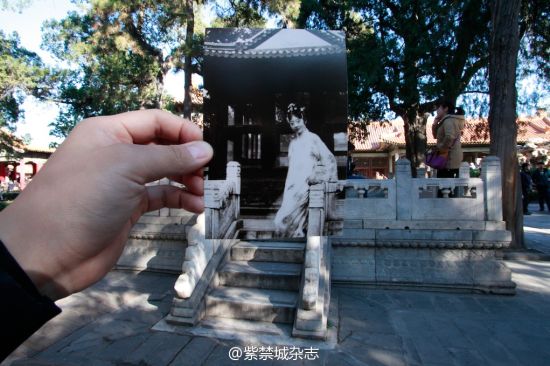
203;28;348;239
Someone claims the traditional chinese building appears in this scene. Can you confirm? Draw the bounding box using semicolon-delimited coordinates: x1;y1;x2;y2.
0;145;54;190
350;110;550;178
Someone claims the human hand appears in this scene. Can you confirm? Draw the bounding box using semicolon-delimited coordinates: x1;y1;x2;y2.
0;110;213;300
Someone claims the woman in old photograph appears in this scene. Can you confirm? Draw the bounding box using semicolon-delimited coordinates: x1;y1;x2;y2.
274;103;337;237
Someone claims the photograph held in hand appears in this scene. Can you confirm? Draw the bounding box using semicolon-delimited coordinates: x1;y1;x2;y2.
202;28;348;239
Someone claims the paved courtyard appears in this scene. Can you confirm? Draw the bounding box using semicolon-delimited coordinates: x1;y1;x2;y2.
4;206;550;366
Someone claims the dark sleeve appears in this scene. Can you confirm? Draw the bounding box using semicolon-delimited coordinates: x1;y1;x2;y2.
532;171;541;185
0;240;61;361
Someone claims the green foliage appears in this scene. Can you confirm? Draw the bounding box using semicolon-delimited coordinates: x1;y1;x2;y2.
520;0;550;82
0;30;51;152
299;0;492;121
211;0;301;28
44;0;205;138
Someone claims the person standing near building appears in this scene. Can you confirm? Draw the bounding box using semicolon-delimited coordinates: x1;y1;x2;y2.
520;163;533;215
532;161;550;211
431;99;465;178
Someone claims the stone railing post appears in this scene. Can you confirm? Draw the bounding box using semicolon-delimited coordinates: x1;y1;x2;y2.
459;162;470;178
174;214;211;298
417;165;426;179
482;156;503;221
204;182;221;239
226;161;241;220
307;183;325;236
302;236;320;310
395;158;412;220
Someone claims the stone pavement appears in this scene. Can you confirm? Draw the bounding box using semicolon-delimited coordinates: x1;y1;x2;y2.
523;202;550;255
4;212;550;366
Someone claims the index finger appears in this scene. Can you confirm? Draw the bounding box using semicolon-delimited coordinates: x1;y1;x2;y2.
102;109;203;145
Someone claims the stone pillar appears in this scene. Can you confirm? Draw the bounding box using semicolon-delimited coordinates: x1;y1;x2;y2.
159;178;170;217
17;159;27;190
226;161;241;220
417;165;426;179
395;158;412;220
307;184;325;236
482;156;503;221
459;162;470;178
204;181;221;239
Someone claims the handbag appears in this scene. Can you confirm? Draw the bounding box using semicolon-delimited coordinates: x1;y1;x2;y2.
427;124;460;170
425;149;448;169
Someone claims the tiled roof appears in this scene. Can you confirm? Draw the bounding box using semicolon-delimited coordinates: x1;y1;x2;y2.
25;145;55;154
204;29;345;58
352;115;550;152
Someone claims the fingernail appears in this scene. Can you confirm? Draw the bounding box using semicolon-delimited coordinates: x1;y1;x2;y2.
187;141;212;160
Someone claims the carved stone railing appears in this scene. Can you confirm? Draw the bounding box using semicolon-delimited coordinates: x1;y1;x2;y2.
168;163;241;326
170;211;238;325
341;157;504;224
332;156;515;295
204;162;241;239
174;213;214;299
294;183;332;339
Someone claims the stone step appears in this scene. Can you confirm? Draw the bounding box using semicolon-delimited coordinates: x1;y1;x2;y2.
231;241;305;263
200;317;292;337
218;261;302;290
239;218;276;240
205;286;298;323
241;230;275;240
242;219;276;231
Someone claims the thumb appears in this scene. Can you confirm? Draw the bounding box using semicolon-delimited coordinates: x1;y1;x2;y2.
121;141;213;183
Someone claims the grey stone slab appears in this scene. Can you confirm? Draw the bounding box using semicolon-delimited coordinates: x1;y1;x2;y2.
332;247;375;282
431;230;473;241
472;230;511;242
343;220;363;229
168;336;218;366
339;229;376;239
95;333;150;361
376;229;433;241
348;333;403;351
396;292;434;311
448;347;487;366
452;318;522;366
398;336;423;366
339;337;406;366
12;354;116;366
124;332;191;365
398;315;451;364
484;221;506;231
202;344;240;366
323;350;370;366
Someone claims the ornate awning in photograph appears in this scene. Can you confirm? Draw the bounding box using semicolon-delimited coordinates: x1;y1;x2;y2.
204;29;345;58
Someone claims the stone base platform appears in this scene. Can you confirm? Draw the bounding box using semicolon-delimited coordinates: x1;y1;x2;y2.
332;227;515;295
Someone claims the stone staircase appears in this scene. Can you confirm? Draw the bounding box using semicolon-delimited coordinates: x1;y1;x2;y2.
201;240;305;334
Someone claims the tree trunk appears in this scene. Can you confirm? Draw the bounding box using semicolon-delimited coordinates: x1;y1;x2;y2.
403;108;428;177
183;0;194;119
488;0;523;248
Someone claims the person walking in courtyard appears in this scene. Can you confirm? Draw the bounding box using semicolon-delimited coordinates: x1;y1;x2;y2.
274;103;337;238
431;99;465;178
532;161;550;211
520;163;533;215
